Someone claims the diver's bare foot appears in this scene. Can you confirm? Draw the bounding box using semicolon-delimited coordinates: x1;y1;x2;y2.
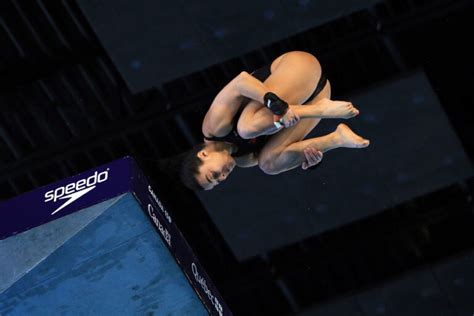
334;123;370;148
314;98;359;119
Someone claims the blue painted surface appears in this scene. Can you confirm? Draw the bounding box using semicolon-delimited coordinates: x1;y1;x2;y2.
0;193;208;316
0;195;124;295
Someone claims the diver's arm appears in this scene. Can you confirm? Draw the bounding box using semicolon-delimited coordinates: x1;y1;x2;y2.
236;72;294;128
202;72;292;138
235;71;270;104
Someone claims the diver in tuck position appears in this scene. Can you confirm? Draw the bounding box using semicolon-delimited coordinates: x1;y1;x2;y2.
179;51;370;191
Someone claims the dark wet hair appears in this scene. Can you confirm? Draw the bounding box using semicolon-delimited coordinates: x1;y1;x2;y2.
152;142;228;192
138;145;206;195
178;143;207;191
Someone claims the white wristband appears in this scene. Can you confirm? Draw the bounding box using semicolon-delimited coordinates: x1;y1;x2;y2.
274;120;283;129
274;111;290;129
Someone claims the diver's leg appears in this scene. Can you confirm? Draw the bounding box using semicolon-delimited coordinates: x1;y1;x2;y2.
258;123;370;175
236;51;322;138
241;98;359;139
237;51;358;139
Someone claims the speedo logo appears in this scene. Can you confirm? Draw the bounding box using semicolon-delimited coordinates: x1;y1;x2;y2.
44;169;109;215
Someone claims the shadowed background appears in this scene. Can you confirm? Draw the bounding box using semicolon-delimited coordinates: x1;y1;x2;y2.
1;0;473;314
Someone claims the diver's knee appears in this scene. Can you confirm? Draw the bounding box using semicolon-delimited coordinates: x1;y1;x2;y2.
258;153;281;175
237;120;257;140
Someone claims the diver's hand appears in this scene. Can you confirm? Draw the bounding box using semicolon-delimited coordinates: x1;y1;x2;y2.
302;147;323;170
279;107;300;128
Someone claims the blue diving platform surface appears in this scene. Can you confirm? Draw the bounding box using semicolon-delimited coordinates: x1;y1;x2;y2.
0;157;230;316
